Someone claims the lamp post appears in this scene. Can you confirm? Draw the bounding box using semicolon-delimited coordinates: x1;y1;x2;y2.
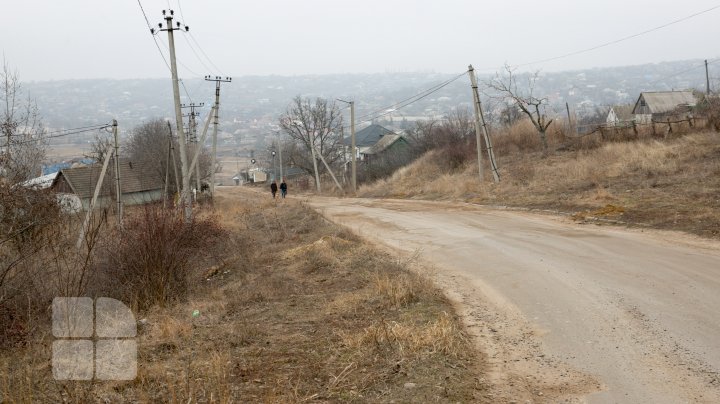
271;150;276;182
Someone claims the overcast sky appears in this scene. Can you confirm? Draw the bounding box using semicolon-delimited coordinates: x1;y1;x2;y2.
2;0;719;82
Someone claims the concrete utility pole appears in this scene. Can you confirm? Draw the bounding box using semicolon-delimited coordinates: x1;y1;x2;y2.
309;130;321;192
337;99;357;193
204;75;232;198
182;103;204;193
275;131;284;182
152;9;192;221
112;119;122;226
706;59;711;94
468;65;500;183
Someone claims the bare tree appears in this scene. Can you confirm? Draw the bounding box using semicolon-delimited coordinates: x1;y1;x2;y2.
487;65;553;152
278;96;344;176
124;119;212;194
1;60;45;182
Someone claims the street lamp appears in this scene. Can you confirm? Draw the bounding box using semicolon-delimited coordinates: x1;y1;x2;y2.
271;150;276;181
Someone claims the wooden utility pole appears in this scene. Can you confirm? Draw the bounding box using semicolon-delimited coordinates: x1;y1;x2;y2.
706;59;711;94
204;75;232;198
337;99;357;192
468;65;500;183
153;9;192;221
112;119;122;225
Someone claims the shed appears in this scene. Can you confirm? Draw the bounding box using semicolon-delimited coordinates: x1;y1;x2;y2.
51;160;164;211
606;105;635;127
631;91;696;124
363;133;409;161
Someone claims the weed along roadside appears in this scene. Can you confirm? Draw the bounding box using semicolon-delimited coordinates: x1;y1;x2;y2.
0;186;483;402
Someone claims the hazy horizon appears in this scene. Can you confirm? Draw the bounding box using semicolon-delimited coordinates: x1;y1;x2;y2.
2;0;719;82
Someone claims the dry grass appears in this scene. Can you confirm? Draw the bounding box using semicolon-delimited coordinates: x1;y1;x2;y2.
360;130;720;238
0;187;483;402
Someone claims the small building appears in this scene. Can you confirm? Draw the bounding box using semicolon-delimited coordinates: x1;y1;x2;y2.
344;124;397;162
631;91;696;124
51;160;164;211
606;105;635;127
362;133;409;163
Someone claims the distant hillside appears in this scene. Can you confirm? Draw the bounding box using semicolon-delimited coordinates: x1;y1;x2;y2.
26;59;719;147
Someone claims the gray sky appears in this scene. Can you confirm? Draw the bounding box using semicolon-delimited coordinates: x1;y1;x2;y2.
2;0;719;81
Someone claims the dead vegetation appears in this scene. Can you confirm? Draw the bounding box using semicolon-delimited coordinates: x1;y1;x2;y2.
359;121;720;238
0;188;483;403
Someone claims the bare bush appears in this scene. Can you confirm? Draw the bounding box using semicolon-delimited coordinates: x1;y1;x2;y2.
101;205;225;311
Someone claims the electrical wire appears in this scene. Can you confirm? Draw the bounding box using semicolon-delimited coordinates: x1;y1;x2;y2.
177;0;226;76
137;0;197;103
137;0;172;73
3;124;112;147
513;4;720;69
342;71;468;130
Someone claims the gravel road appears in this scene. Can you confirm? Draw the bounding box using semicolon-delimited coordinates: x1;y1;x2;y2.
308;197;720;403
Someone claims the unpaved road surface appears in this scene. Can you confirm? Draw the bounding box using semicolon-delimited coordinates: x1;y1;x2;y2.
308;197;720;403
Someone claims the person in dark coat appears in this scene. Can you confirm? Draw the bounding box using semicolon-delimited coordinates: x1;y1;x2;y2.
270;181;278;198
279;180;287;198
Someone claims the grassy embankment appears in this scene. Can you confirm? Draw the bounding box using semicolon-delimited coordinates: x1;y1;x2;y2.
360;124;720;239
0;188;482;402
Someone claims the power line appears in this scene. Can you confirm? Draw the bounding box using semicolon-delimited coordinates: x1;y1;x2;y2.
513;4;720;69
137;0;172;72
342;71;468;130
138;1;197;103
4;124;112;146
177;0;226;76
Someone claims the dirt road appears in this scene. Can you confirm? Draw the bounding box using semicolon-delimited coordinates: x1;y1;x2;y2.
308;197;720;403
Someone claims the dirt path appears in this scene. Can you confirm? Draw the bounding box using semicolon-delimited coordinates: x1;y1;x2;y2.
307;197;720;403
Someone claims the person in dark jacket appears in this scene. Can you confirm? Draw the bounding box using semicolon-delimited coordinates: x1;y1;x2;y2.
270;181;278;198
279;180;287;198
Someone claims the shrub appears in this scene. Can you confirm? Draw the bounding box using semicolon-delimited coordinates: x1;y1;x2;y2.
102;205;224;311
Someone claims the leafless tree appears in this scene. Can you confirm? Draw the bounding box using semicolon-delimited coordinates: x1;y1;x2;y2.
1;60;46;182
124;119;212;194
278;96;344;176
486;65;553;152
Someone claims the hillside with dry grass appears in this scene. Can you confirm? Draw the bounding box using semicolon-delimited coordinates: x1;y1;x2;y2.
359;121;720;239
1;189;484;402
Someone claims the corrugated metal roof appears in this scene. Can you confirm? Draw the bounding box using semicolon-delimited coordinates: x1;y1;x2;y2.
52;160;163;199
633;91;696;114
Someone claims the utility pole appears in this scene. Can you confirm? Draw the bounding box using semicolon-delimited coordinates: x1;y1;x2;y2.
337;99;356;193
565;102;574;136
706;59;711;94
182;103;204;193
112;119;122;226
310;130;321;192
276;131;284;182
468;65;500;183
152;9;191;221
204;75;232;199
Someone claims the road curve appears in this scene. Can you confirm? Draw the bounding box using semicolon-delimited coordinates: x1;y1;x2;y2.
308;197;720;403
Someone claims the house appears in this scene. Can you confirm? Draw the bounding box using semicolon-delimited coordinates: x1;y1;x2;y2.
362;133;409;163
606;105;635;127
343;124;397;162
631;91;696;124
51;160;164;211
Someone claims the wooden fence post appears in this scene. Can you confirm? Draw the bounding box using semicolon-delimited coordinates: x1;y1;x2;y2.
632;121;638;137
666;118;672;138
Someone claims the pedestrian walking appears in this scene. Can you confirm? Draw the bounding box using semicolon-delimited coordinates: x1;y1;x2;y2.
270;180;278;199
280;179;287;198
